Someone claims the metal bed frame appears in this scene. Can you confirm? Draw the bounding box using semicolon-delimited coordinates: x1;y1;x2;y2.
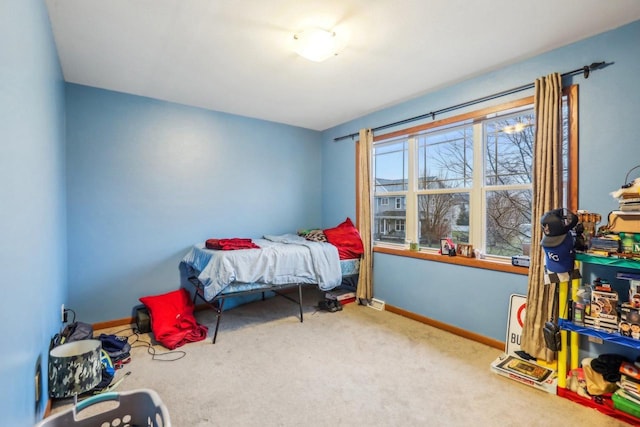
187;275;305;344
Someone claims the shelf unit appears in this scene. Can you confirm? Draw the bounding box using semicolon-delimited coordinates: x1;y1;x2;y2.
559;319;640;349
557;252;640;423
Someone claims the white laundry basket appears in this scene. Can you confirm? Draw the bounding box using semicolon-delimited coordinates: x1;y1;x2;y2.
36;389;170;427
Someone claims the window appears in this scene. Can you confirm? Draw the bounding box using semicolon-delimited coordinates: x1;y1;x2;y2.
374;138;408;244
372;91;576;260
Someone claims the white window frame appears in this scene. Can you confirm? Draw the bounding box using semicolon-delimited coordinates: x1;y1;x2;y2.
371;91;576;261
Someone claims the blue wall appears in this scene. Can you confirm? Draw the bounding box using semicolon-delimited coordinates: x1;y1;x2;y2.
321;20;640;343
0;1;66;425
65;85;323;322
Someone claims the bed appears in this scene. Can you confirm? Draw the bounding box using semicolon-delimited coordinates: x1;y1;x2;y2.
181;223;362;343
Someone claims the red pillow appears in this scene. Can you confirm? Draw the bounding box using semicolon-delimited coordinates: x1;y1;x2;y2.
139;288;208;349
323;218;364;260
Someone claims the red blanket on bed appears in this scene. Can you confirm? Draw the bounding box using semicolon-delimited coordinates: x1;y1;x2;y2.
205;238;260;250
139;288;208;349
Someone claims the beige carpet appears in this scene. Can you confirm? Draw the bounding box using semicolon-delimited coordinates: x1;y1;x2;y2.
50;288;628;426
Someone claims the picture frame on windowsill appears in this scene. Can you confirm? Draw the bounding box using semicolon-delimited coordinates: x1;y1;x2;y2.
440;239;453;255
457;244;474;258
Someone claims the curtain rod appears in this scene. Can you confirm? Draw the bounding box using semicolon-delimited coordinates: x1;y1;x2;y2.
333;61;610;142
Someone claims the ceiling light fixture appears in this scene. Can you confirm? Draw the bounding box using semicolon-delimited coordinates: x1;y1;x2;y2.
293;28;342;62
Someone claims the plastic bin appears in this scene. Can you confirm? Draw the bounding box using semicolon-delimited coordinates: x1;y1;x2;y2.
612;390;640;419
36;389;170;427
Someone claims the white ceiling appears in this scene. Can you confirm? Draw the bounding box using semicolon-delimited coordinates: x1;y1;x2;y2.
44;0;640;131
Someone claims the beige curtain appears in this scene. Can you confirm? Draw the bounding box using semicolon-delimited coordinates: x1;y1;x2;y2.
356;128;373;303
520;73;563;361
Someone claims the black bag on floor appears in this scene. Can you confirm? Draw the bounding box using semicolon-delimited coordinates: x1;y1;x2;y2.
98;334;131;363
53;321;94;347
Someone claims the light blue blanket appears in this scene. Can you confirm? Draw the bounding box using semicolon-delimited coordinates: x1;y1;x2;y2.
181;234;342;301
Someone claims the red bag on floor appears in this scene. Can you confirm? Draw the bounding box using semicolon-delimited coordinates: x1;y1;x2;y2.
139;288;208;349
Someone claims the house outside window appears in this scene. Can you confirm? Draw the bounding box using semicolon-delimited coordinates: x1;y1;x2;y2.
372;95;572;259
373;139;408;244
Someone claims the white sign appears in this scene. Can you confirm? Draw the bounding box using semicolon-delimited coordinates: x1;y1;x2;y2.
505;294;527;356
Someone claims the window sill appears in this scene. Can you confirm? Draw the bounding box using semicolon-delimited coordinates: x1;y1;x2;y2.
373;245;529;275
